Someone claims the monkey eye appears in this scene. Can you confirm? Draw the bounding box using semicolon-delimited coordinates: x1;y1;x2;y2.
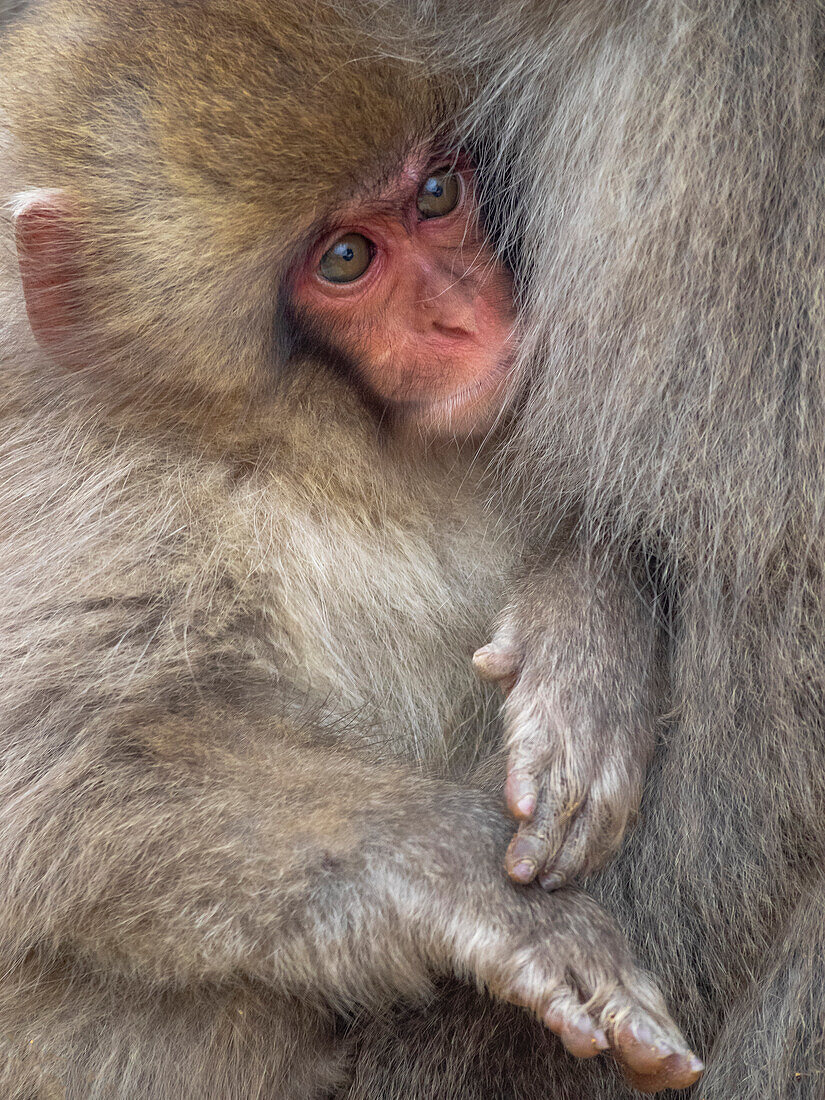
318;233;373;283
416;167;461;219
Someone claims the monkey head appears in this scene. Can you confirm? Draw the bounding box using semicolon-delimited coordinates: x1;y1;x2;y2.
3;0;515;441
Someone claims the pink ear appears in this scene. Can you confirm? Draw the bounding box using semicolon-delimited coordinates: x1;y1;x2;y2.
14;189;84;368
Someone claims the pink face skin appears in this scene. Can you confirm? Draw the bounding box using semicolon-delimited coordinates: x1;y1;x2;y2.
291;152;517;439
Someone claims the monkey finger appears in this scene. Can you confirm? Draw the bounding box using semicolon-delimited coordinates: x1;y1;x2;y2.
505;737;558;820
505;828;548;884
505;806;571;885
619;1055;705;1094
537;811;597;890
542;988;609;1059
505;767;539;821
472;642;519;694
603;998;703;1089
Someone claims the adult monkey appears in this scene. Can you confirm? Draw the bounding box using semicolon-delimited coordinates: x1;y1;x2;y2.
348;1;825;1097
0;1;702;1098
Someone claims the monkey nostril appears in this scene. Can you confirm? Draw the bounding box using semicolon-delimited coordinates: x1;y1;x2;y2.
420;292;478;338
432;319;475;340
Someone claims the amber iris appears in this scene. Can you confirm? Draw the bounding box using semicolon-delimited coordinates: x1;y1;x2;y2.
417;168;460;219
319;233;373;283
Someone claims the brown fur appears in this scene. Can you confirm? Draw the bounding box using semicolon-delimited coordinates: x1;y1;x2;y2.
347;1;825;1096
0;2;696;1097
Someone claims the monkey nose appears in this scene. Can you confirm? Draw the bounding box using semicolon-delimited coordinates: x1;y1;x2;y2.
417;284;478;339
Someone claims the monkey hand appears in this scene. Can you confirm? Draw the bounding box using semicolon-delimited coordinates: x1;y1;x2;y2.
462;886;702;1092
474;558;658;890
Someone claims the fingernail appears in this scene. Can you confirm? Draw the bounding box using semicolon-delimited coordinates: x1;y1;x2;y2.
631;1020;655;1046
516;794;536;817
593;1028;609;1050
539;872;564;891
511;860;537;882
506;775;536;818
471;647;495;680
688;1055;704;1073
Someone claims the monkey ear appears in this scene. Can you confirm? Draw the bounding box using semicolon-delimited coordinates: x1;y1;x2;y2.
13;189;85;370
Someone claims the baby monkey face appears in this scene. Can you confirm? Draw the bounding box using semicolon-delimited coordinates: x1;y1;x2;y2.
291;151;517;439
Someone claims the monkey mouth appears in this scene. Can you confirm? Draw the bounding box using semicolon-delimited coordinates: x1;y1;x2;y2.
395;348;518;438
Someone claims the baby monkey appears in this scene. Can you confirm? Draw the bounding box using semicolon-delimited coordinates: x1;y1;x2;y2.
291;152;659;894
2;1;698;1093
